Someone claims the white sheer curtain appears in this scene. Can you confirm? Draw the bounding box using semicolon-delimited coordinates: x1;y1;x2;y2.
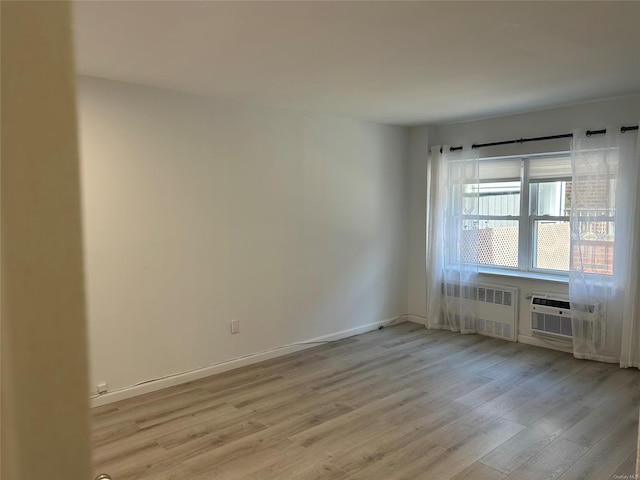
570;125;640;367
426;145;479;333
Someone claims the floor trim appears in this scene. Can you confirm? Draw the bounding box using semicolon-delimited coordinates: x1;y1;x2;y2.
406;314;426;325
90;316;406;407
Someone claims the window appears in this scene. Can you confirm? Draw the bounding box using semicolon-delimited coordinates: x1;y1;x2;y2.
451;152;616;276
528;155;573;273
460;180;520;268
530;179;570;271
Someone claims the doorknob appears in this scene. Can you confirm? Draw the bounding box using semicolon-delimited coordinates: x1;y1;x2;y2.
95;475;112;480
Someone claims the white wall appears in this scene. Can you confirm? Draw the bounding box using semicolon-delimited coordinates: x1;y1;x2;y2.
77;77;408;401
425;94;640;348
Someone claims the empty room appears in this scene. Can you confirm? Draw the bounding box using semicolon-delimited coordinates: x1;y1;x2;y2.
2;1;640;480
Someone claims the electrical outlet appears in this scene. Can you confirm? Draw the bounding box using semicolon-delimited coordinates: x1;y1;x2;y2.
231;319;240;334
97;382;108;394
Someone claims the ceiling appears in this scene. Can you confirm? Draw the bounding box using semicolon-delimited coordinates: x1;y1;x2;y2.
72;1;640;126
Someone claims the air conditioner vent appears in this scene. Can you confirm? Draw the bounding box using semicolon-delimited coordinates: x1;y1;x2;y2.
532;297;570;309
530;294;598;339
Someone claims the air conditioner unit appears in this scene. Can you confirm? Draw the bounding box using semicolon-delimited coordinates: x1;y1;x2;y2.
530;293;598;339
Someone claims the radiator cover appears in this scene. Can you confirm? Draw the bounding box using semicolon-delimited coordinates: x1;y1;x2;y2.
442;282;519;342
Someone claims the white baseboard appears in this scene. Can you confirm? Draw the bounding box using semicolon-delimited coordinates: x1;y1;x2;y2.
91;316;405;407
406;314;426;325
517;334;572;354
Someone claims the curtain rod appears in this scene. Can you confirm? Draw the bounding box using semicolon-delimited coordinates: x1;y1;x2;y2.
444;124;639;153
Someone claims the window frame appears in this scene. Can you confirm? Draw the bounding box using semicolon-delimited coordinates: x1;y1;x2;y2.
453;151;596;279
528;175;572;275
459;177;522;271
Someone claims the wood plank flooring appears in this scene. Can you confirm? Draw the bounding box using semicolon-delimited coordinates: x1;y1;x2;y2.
91;322;640;480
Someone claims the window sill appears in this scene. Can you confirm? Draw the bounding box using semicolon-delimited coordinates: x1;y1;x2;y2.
477;267;568;284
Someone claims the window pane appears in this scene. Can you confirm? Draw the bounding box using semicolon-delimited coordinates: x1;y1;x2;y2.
478;159;521;181
571;178;616;217
531;181;571;216
572;220;615;275
464;181;520;216
529;155;572;180
533;220;569;271
461;219;519;268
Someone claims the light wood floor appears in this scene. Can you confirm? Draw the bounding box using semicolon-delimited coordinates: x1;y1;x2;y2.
92;322;640;480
